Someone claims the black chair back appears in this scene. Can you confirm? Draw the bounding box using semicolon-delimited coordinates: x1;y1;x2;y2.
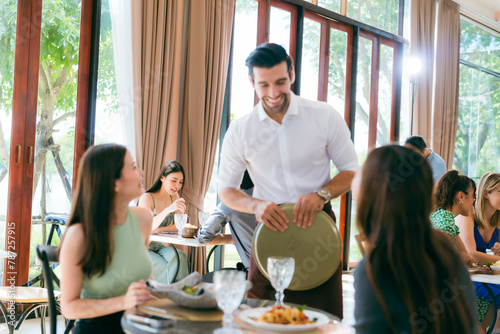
36;245;74;334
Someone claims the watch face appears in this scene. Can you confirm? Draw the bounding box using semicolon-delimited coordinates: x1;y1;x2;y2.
317;188;330;201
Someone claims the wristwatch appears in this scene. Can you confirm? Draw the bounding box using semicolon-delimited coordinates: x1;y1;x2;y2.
316;188;331;203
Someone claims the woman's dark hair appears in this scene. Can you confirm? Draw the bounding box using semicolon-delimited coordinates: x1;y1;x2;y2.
64;144;127;278
245;43;294;80
147;160;185;194
434;170;475;211
356;145;473;334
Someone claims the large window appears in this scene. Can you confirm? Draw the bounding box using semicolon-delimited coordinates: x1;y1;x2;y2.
454;18;500;180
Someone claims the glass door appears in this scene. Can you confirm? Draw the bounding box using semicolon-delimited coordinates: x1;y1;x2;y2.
29;0;81;280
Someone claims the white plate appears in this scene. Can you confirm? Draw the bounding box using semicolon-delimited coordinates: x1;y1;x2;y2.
239;307;329;332
491;265;500;271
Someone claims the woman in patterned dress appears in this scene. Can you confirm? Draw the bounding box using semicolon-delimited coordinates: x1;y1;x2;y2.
431;170;476;262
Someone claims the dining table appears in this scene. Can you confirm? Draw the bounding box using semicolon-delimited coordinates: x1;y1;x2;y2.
121;298;353;334
470;271;500;334
149;233;235;278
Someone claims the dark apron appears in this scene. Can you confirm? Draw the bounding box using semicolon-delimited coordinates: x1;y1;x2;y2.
246;202;343;318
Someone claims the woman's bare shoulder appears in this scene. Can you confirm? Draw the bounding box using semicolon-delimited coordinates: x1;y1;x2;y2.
60;223;85;256
137;192;154;208
131;206;153;226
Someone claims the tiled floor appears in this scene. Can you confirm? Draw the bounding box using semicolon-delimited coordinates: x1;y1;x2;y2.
2;273;356;333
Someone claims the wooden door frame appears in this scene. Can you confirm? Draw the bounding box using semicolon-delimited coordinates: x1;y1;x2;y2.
4;0;97;286
4;0;43;286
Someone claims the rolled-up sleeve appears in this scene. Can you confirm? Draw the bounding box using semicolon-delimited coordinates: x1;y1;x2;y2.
218;124;247;192
197;204;230;243
326;107;358;172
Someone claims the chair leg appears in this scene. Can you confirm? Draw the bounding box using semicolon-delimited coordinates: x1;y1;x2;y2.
64;319;75;334
0;302;15;334
40;306;46;334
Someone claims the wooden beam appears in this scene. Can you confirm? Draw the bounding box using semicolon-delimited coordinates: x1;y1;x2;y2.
73;0;98;187
5;0;43;286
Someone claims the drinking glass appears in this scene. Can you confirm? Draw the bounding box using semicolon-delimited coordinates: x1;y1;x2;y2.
174;214;189;238
213;270;247;334
267;256;295;307
198;211;211;227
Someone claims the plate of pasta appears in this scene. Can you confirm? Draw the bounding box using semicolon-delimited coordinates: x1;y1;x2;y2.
239;305;329;332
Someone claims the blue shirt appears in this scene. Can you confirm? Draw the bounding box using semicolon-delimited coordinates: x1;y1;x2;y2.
197;188;255;267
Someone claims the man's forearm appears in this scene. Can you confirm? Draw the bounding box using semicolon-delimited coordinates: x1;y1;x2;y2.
219;188;262;214
323;170;355;199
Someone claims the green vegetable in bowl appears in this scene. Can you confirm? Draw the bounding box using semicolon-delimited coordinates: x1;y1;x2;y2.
182;285;201;296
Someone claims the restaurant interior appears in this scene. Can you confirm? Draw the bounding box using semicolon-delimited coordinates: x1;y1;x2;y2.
0;0;500;333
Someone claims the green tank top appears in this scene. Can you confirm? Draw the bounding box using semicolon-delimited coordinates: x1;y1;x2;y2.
81;208;153;299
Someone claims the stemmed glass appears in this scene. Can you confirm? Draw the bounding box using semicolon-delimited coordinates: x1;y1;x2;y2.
213;270;247;334
267;256;295;307
174;214;189;238
198;211;211;227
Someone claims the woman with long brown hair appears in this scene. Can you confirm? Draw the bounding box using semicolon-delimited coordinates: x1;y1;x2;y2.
60;144;152;333
137;160;189;283
352;145;477;334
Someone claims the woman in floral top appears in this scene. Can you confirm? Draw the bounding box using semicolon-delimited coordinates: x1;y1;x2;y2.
431;170;492;329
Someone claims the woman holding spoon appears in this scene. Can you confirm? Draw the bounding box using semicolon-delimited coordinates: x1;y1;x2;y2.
138;160;189;284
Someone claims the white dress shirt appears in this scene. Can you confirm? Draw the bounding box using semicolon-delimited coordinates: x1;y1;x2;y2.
218;93;358;204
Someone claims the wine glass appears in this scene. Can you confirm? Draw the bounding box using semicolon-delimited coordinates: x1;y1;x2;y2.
198;211;211;227
174;214;189;238
213;270;247;334
267;256;295;307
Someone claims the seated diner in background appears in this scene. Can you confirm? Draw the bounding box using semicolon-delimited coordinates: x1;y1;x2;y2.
457;172;500;332
431;170;476;265
430;170;493;330
137;160;190;284
59;144;152;333
352;145;478;334
197;170;256;268
404;135;447;184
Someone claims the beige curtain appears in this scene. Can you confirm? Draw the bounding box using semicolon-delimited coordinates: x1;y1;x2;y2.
179;0;235;274
410;0;436;143
432;0;460;168
132;0;235;275
132;0;185;188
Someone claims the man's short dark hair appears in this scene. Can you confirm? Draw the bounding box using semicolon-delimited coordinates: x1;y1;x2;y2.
405;135;427;152
245;43;293;80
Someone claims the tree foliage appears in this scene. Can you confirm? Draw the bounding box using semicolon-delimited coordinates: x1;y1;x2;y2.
0;0;116;207
453;19;500;179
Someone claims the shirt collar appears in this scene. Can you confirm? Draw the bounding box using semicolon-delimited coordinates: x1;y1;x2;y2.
257;92;298;122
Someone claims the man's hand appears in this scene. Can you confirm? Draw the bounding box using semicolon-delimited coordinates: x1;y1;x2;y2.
254;201;289;232
293;193;324;229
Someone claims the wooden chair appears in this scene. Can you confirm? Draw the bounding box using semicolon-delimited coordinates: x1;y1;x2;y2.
0;248;60;334
36;245;74;334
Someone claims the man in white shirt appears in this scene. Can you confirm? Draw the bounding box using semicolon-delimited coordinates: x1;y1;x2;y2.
218;43;358;317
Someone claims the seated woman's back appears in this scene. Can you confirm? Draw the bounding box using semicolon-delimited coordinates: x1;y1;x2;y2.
351;145;477;334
